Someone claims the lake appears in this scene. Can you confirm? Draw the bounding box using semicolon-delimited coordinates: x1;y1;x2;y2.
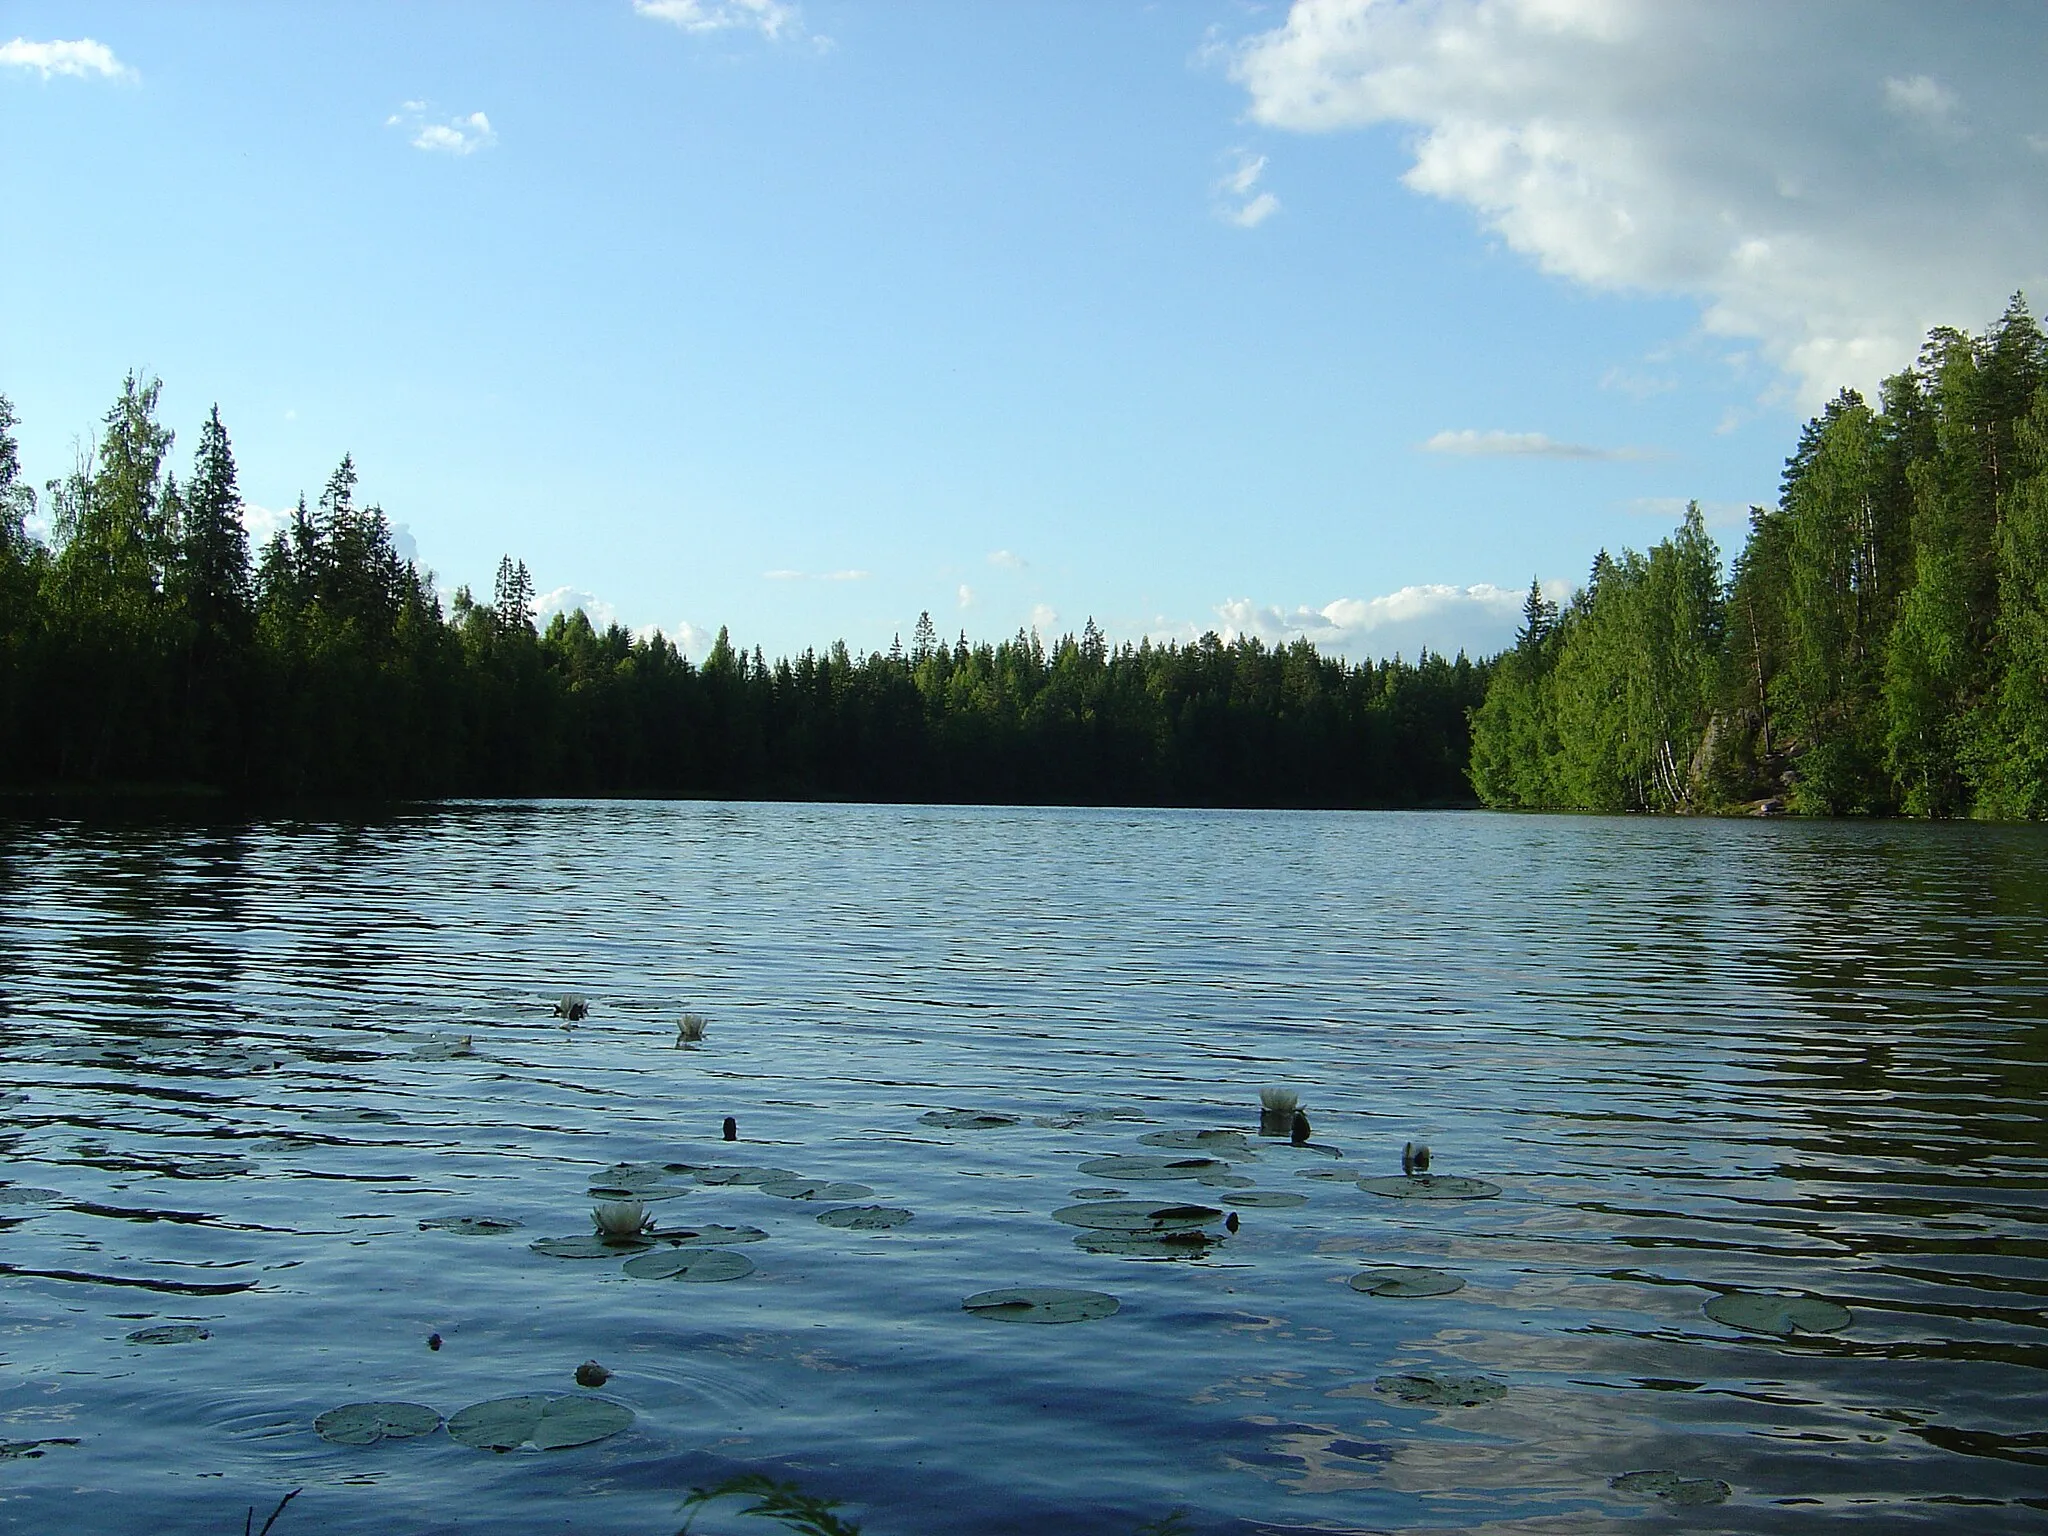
1;803;2044;1534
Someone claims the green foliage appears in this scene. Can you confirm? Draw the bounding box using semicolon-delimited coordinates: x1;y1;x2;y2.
680;1473;862;1536
1474;297;2048;820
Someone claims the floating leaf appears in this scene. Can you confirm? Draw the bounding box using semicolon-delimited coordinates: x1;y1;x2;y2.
919;1110;1019;1130
587;1184;690;1203
757;1178;874;1202
1702;1292;1851;1337
1073;1229;1224;1259
817;1205;913;1231
962;1287;1120;1324
669;1224;769;1246
447;1394;634;1451
1273;1140;1343;1159
621;1248;755;1282
1077;1155;1232;1181
690;1166;799;1187
1373;1373;1506;1407
420;1215;523;1236
406;1035;474;1061
0;1437;80;1460
1610;1469;1732;1506
1138;1129;1254;1155
1356;1174;1500;1201
1068;1187;1128;1200
314;1401;442;1445
1194;1171;1257;1189
591;1162;672;1191
1349;1266;1465;1298
0;1188;63;1206
304;1106;405;1124
531;1235;652;1259
1222;1190;1306;1208
126;1325;209;1345
1053;1201;1223;1232
1295;1166;1356;1181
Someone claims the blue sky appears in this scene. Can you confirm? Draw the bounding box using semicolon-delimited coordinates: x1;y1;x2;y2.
5;2;2045;661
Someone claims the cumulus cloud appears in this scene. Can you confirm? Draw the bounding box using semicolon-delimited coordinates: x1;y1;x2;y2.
1232;0;2048;406
386;102;497;155
1214;150;1281;228
1214;581;1532;660
239;501;294;549
1029;603;1059;636
1420;429;1647;460
957;583;975;608
0;37;133;80
987;549;1028;570
536;585;620;631
633;0;820;46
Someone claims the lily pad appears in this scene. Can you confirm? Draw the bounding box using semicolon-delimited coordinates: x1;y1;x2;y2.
587;1184;690;1203
919;1110;1019;1130
669;1224;769;1246
1374;1372;1506;1407
531;1235;652;1259
690;1166;799;1187
406;1036;474;1061
1068;1187;1128;1200
1194;1171;1257;1189
1349;1266;1465;1298
1702;1292;1852;1337
1295;1166;1357;1181
590;1162;672;1190
962;1287;1120;1324
817;1205;914;1231
1222;1190;1307;1208
1077;1155;1232;1181
314;1401;443;1445
1356;1174;1501;1200
1053;1201;1224;1232
126;1325;209;1345
621;1247;755;1282
447;1393;634;1451
756;1177;875;1202
0;1438;80;1460
420;1215;524;1236
1610;1469;1732;1506
1138;1129;1254;1155
303;1107;404;1124
0;1188;63;1206
1073;1229;1225;1259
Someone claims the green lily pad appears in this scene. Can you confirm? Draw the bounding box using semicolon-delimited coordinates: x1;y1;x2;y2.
420;1215;524;1235
591;1162;673;1190
1374;1372;1506;1407
1356;1174;1501;1200
1702;1292;1852;1337
314;1401;443;1445
669;1224;769;1246
1349;1266;1465;1298
1194;1171;1257;1189
587;1184;690;1203
757;1177;875;1202
1077;1155;1232;1181
817;1205;914;1231
0;1437;80;1460
919;1110;1019;1130
0;1188;63;1206
621;1247;755;1281
531;1235;652;1259
406;1036;474;1061
126;1325;209;1345
962;1287;1120;1324
690;1166;799;1186
1068;1187;1128;1200
1073;1229;1225;1259
1053;1201;1224;1232
1610;1469;1732;1506
1222;1190;1307;1208
1138;1129;1254;1155
447;1393;634;1451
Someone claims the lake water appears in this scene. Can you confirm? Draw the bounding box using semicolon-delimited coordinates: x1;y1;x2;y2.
1;803;2044;1535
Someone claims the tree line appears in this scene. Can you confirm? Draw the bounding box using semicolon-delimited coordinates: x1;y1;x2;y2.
1471;296;2048;818
0;376;1486;807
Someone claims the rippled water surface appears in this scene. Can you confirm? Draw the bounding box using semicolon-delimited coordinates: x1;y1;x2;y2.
1;803;2045;1535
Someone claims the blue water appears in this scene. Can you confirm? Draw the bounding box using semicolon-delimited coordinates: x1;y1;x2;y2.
1;803;2044;1534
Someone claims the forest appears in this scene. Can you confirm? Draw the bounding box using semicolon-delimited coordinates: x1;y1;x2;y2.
0;378;1485;807
1471;297;2048;819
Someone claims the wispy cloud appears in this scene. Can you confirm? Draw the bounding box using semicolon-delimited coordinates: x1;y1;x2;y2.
764;567;870;582
1420;429;1649;461
633;0;822;47
386;101;497;156
1627;496;1753;529
1884;74;1961;132
957;584;975;609
1214;149;1280;228
987;549;1028;570
0;37;133;80
1211;581;1535;661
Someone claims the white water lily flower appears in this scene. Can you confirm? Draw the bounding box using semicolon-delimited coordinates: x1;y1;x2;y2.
591;1200;652;1239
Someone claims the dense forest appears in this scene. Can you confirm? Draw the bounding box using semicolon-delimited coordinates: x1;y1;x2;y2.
1472;297;2048;819
0;378;1485;807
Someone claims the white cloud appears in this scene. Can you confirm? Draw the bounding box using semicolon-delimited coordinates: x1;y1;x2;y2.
1029;603;1059;635
987;548;1028;570
763;567;870;581
239;501;294;548
633;0;821;46
1213;581;1533;660
387;103;497;156
1420;428;1647;460
0;37;133;80
957;583;975;608
1232;0;2048;407
1626;495;1751;529
1214;150;1282;228
536;585;620;631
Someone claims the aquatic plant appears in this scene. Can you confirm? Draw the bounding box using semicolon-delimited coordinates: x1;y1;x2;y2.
553;995;589;1021
1290;1110;1312;1146
1349;1266;1464;1297
1402;1141;1431;1175
1610;1469;1731;1506
962;1286;1121;1323
816;1205;913;1230
314;1401;441;1445
591;1199;654;1240
676;1012;708;1045
1258;1087;1300;1136
622;1248;755;1281
1357;1173;1499;1200
127;1325;209;1344
1702;1292;1851;1337
242;1488;301;1536
680;1473;863;1536
447;1393;634;1451
574;1361;611;1387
